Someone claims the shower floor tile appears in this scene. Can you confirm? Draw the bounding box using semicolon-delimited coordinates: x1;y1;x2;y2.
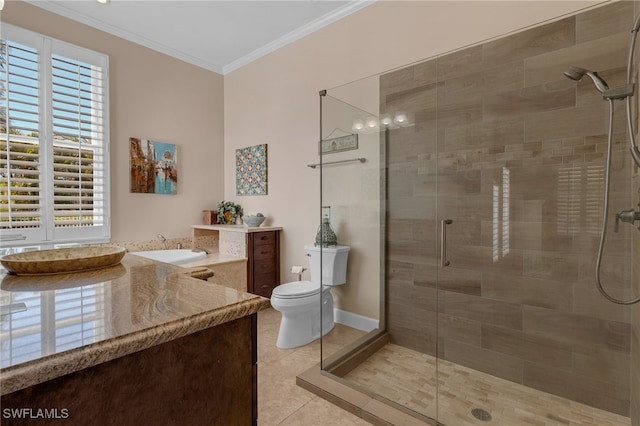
343;343;630;426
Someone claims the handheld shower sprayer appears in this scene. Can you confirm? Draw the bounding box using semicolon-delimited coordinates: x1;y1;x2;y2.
561;15;640;305
563;65;633;100
562;66;609;93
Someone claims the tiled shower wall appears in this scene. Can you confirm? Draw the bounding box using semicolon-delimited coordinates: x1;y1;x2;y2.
383;2;636;417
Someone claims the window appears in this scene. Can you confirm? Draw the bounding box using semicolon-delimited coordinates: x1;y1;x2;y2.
1;24;110;248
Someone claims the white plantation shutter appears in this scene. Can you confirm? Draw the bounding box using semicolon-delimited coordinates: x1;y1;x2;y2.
50;49;107;240
0;39;42;240
1;24;110;246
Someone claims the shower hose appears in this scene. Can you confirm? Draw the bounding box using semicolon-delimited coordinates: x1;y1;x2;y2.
595;13;640;305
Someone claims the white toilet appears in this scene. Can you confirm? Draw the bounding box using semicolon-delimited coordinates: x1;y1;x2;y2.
270;244;350;349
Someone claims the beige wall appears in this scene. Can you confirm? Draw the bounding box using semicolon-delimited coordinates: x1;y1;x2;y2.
1;1;225;244
223;1;603;319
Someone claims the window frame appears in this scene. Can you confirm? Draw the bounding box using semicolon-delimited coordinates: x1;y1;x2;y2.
1;23;111;248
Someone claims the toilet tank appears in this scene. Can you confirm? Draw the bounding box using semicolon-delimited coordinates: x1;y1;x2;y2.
304;245;350;286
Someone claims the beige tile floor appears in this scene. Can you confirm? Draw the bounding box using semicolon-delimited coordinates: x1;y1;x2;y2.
257;307;371;425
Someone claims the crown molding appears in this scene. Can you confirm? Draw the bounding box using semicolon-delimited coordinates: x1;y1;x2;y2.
24;0;374;75
223;1;375;75
24;0;225;74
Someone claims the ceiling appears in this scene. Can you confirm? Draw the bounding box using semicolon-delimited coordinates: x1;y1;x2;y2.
24;0;373;75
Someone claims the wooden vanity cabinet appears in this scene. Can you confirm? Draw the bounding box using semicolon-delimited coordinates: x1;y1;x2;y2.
247;230;280;298
2;315;260;426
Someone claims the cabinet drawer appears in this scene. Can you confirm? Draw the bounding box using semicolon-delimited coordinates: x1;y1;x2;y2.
254;271;277;287
253;272;277;298
252;259;276;275
252;231;276;246
253;281;275;298
253;245;275;260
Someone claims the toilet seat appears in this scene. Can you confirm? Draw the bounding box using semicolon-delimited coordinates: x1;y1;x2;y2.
272;280;320;299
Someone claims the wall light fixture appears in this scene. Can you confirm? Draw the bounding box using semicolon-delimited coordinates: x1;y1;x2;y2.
351;111;412;134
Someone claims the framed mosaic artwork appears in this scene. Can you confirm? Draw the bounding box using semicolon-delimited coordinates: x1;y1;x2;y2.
236;144;268;196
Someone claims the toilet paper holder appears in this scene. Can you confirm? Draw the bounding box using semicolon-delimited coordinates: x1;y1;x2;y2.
290;266;307;281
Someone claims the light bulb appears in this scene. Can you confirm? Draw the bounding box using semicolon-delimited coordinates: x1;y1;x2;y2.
0;0;5;10
352;119;364;132
365;117;378;129
380;114;392;127
394;112;408;124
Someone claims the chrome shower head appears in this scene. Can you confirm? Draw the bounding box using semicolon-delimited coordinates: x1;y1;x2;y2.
563;66;610;94
563;66;587;81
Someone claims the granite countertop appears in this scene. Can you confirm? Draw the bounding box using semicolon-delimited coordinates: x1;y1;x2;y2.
0;254;270;395
192;224;283;233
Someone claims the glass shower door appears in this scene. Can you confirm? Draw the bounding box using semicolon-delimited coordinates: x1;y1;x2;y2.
321;76;441;423
318;90;387;369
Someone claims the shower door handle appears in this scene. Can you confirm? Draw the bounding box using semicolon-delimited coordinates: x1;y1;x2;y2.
441;219;452;268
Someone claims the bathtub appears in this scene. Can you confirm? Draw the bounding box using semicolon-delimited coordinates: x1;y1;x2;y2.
130;249;207;265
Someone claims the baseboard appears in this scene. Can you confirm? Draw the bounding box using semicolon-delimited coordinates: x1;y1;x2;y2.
333;309;379;332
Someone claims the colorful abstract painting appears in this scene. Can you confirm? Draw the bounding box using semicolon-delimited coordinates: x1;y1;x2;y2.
129;138;178;195
236;144;267;196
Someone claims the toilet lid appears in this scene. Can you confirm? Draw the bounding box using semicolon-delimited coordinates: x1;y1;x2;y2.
272;280;321;299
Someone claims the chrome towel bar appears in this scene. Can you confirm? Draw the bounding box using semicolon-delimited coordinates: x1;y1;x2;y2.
307;157;366;169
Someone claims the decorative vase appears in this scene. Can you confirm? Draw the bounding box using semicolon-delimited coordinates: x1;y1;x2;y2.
223;211;234;224
315;205;338;246
315;217;338;246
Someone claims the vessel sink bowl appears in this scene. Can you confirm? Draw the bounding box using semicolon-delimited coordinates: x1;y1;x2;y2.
1;264;127;291
0;246;126;275
243;215;266;227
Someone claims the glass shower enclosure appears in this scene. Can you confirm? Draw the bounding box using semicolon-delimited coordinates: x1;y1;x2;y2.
317;2;639;425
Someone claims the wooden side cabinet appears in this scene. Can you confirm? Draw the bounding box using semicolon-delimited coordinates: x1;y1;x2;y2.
246;230;281;298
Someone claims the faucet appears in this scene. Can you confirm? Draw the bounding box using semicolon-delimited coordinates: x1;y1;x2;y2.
157;234;168;249
614;188;640;232
615;209;640;232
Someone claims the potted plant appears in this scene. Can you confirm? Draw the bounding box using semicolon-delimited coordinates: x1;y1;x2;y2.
216;201;243;224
